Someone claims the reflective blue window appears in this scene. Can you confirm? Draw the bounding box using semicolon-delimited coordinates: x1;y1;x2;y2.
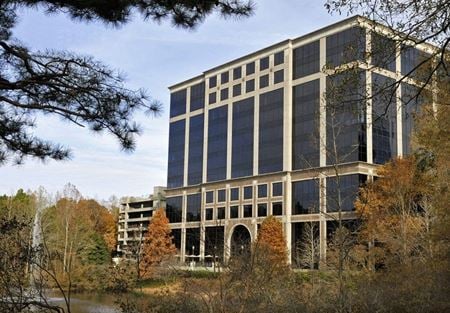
230;188;239;201
293;79;320;169
272;182;283;197
186;228;200;255
206;191;214;203
274;51;284;65
207;106;228;182
260;56;269;70
260;74;269;88
327;175;367;212
232;97;254;178
187;193;201;222
274;69;284;84
372;33;396;72
188;114;204;185
233;84;242;97
166;196;182;223
221;88;229;101
218;189;226;202
221;72;229;84
167;120;185;188
244;186;253;199
292;180;319;214
326;71;367;164
326;27;366;68
170;89;186;117
246;79;255;93
401;47;431;82
372;74;397;163
190;82;205;111
209;76;217;88
259;88;284;174
293;40;320;79
246;62;255;75
209;92;217;105
258;184;267;198
233;67;242;80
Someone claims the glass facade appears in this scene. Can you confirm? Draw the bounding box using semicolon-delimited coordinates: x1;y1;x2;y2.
326;27;365;68
209;76;217;88
372;74;397;164
246;62;255;75
244;186;253;199
272;182;283;196
293;79;320;169
233;67;242;80
259;74;269;88
221;72;229;84
258;184;267;198
207;106;228;182
401;46;431;81
206;191;214;203
292;179;319;214
274;51;284;65
326;70;367;164
190;82;205;111
259;88;284;174
371;33;396;72
186;193;201;222
274;69;284;84
293;40;320;79
327;174;367;212
233;83;242;97
230;188;239;201
167;120;185;188
246;79;255;93
232;97;254;178
170;89;186;117
205;227;224;258
221;88;229;101
166;196;182;223
187;114;204;185
217;189;226;202
209;92;216;105
401;83;423;155
260;56;269;70
186;228;200;255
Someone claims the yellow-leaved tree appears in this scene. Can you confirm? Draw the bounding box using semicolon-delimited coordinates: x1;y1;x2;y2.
255;215;288;267
139;208;177;279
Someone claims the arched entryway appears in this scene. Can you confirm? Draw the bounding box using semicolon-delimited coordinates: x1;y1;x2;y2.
230;225;252;257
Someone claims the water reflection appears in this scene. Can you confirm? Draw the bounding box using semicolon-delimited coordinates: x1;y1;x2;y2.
48;293;119;313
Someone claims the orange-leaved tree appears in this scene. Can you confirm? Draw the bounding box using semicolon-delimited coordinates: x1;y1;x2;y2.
354;157;431;269
255;216;288;266
139;208;176;279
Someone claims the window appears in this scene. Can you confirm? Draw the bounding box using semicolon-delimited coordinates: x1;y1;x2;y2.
292;180;319;214
246;62;255;75
167;120;185;188
258;184;267;198
293;41;320;79
272;182;283;197
166;196;182;223
274;69;284;84
371;32;396;72
244;186;253;199
230;205;239;218
233;67;242;80
326;27;365;68
259;88;284;174
243;204;252;218
221;71;229;84
170;89;186;117
209;76;217;88
190;82;205;111
205;208;213;220
401;83;423;155
401;46;431;82
260;56;269;70
230;188;239;201
327;175;367;212
259;74;269;88
274;51;284;65
246;79;255;93
218;189;226;202
187;193;201;221
207;106;228;182
187;114;204;185
372;73;397;164
220;88;229;101
206;191;214;203
217;207;225;219
232;84;242;97
209;92;217;105
257;204;267;217
272;202;283;216
186;228;200;255
326;70;367;165
293;79;320;170
232;97;254;178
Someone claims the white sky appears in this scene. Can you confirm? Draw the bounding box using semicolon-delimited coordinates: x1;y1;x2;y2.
0;1;343;200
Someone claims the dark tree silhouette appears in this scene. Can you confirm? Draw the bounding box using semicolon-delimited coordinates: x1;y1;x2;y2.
0;0;254;164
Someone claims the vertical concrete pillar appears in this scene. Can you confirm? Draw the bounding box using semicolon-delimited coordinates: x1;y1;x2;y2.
365;29;373;164
284;173;292;264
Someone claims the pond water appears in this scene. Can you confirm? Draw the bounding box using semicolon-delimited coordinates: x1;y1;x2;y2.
48;293;119;313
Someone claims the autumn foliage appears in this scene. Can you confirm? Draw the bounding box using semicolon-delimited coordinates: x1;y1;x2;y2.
139;208;176;278
255;216;288;266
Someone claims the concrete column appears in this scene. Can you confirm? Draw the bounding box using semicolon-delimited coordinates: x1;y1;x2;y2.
319;175;327;266
202;81;209;183
284;173;292;264
319;37;327;167
183;88;191;187
284;44;293;172
200;224;205;262
396;43;403;157
253;82;260;176
180;191;187;263
227;103;233;179
365;29;373;164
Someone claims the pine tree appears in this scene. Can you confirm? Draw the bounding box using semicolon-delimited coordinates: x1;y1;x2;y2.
139;208;177;279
